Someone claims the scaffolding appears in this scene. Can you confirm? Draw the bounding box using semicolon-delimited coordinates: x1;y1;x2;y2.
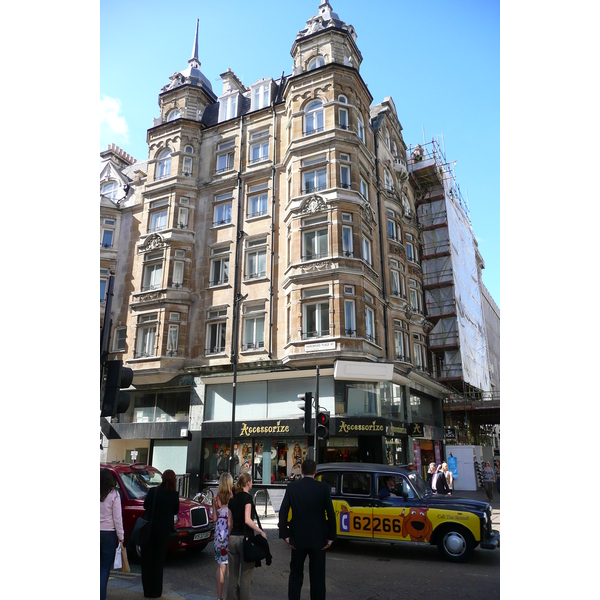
408;138;490;395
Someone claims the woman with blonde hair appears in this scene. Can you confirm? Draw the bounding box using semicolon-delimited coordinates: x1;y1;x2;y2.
227;473;266;600
213;472;233;600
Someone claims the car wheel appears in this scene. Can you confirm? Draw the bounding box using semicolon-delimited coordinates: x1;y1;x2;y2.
436;526;475;563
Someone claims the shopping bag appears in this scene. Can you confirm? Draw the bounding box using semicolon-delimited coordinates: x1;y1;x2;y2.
113;545;123;569
121;545;131;573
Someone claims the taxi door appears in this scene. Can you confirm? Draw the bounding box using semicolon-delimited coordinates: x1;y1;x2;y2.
373;474;420;543
335;471;373;540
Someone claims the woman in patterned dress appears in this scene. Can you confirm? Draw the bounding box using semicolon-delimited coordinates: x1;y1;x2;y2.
213;472;233;600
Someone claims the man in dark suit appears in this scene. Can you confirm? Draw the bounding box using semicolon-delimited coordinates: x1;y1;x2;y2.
278;459;337;600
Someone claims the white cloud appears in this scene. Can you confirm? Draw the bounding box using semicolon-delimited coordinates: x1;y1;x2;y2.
100;96;129;141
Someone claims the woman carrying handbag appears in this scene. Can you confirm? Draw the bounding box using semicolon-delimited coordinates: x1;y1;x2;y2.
100;469;124;600
226;473;266;600
141;469;179;598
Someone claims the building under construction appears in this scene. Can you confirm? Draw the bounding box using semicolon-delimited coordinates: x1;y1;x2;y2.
408;140;500;450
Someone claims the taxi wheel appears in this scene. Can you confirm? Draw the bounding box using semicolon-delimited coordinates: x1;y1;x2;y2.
436;526;475;563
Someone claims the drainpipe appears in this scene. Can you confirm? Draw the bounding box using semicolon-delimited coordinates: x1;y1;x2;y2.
229;113;246;475
268;99;277;359
373;121;390;359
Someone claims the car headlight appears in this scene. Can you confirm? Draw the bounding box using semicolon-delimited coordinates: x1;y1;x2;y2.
174;515;179;525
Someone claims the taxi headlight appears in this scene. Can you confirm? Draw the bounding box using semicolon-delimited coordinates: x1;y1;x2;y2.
174;514;179;525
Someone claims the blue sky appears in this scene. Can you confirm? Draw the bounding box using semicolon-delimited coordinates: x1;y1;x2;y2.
100;0;500;305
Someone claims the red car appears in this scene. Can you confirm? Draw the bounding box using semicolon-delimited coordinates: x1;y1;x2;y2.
101;463;214;560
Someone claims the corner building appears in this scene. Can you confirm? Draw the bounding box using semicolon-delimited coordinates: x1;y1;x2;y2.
101;3;490;492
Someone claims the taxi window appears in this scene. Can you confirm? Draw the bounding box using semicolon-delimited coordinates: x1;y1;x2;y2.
317;472;338;495
401;477;416;499
341;472;371;496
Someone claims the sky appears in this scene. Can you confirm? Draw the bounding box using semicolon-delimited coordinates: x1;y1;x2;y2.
100;0;500;306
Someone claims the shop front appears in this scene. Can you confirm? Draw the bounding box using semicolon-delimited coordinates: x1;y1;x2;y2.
199;418;311;486
324;416;424;467
411;423;446;479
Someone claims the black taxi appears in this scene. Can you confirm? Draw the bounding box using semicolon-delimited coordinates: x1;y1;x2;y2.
316;462;499;562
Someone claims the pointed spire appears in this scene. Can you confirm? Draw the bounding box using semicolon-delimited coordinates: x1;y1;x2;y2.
190;18;200;65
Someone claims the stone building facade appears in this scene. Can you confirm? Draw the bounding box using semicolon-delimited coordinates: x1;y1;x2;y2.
100;2;496;492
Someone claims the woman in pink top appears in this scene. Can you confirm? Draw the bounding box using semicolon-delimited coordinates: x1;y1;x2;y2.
100;469;124;600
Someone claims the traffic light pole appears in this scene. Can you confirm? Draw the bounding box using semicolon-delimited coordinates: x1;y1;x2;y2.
100;274;115;376
314;365;319;467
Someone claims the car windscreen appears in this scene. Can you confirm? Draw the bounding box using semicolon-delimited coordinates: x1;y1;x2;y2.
407;472;431;497
119;470;163;500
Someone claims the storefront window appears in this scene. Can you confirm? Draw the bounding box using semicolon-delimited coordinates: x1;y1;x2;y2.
385;438;405;466
202;437;310;484
380;382;404;420
120;391;156;423
274;440;307;482
155;390;189;422
345;382;380;416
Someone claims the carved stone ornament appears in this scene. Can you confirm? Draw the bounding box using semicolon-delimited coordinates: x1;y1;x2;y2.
421;318;434;333
300;261;334;274
360;201;376;225
404;304;414;320
139;233;165;253
301;195;327;214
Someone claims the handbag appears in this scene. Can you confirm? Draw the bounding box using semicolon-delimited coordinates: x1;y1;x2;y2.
130;488;157;549
130;516;150;548
113;544;122;569
242;498;266;563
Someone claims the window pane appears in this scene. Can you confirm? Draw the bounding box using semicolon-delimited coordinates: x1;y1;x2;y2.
102;230;114;248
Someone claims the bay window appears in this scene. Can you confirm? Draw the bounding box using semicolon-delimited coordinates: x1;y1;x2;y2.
303;167;327;193
156;149;171;179
344;299;356;336
304;100;324;135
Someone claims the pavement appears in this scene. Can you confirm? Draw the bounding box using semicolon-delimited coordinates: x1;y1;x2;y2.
106;487;500;600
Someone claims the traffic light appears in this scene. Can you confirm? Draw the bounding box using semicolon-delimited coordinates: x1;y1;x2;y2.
316;408;330;439
101;360;133;417
297;392;313;434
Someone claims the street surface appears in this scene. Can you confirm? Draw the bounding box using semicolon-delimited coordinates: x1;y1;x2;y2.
107;491;500;600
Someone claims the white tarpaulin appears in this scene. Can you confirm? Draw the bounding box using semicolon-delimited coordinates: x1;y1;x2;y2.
445;191;490;391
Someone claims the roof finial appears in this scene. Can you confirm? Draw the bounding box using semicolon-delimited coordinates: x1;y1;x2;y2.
190;18;199;63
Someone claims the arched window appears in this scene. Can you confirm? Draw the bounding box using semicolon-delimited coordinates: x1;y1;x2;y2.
167;108;180;122
183;146;193;176
308;55;325;71
384;129;391;150
156;149;172;179
338;95;348;103
304;100;324;136
101;180;118;201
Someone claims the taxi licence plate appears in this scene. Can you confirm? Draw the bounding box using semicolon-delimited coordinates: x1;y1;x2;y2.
194;532;210;541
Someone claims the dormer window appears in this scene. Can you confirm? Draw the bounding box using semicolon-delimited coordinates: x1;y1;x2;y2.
101;181;118;201
219;93;239;122
167;108;180;122
251;81;271;111
308;55;325;71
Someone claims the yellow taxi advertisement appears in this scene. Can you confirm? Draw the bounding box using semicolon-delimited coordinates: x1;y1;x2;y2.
317;462;499;563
